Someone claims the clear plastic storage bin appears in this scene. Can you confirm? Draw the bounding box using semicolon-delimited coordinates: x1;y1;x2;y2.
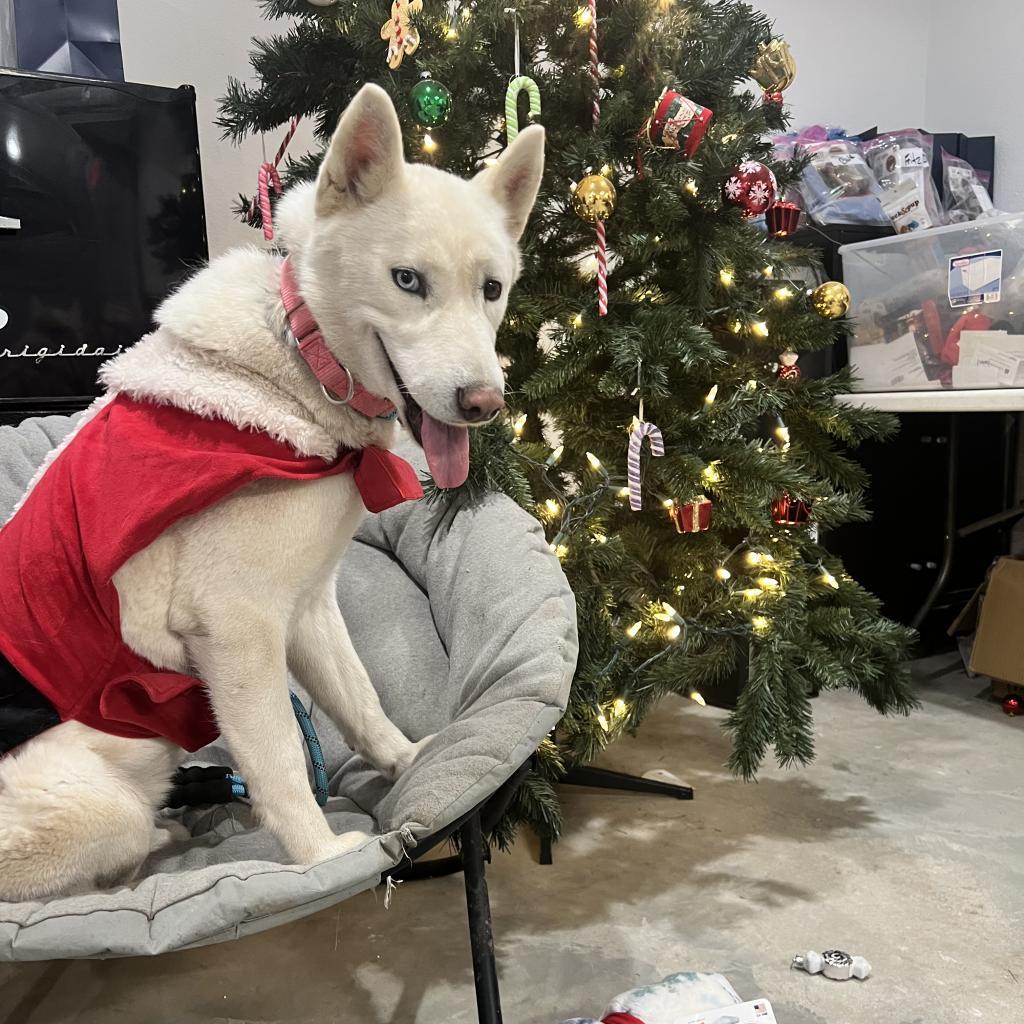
839;213;1024;391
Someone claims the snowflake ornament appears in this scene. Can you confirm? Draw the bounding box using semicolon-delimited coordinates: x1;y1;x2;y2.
721;160;777;218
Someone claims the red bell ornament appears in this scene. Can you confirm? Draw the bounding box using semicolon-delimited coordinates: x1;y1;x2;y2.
766;200;801;237
772;494;812;526
723;160;778;218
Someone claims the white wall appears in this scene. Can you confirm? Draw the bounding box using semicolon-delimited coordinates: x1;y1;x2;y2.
759;0;931;134
924;0;1024;211
118;0;317;256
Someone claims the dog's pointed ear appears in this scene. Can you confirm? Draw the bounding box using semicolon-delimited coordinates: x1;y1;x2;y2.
316;84;405;216
474;125;545;241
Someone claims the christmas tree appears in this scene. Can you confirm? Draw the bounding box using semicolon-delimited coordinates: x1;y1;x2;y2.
219;0;918;844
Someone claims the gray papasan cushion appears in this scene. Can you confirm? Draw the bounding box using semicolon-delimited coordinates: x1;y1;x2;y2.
0;413;577;961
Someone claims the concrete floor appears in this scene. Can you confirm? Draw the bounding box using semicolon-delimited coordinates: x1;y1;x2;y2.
1;655;1021;1024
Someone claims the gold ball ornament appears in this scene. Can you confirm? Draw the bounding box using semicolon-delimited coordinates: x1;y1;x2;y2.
572;174;617;223
812;281;851;319
751;38;797;93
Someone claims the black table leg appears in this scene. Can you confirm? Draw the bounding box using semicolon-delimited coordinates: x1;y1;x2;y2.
912;413;959;631
461;811;503;1024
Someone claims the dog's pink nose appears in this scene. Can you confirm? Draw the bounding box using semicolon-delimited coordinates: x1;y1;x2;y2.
457;386;505;423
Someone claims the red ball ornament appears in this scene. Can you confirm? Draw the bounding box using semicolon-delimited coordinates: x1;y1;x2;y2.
772;494;812;526
722;160;778;218
766;200;801;238
1003;695;1022;717
763;90;785;106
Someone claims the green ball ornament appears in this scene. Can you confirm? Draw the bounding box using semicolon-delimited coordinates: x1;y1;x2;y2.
410;76;452;128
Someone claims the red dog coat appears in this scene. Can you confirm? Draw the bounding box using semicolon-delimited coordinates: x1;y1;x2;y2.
0;395;421;753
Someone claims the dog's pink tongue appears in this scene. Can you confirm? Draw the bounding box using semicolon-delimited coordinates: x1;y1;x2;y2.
421;413;470;488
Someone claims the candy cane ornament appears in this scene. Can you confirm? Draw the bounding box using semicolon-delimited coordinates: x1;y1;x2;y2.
251;115;301;241
505;75;541;144
586;0;609;316
627;421;665;512
257;163;282;242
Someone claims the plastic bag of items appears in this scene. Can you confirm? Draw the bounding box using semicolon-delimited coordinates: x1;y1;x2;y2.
775;126;890;227
863;129;945;233
559;971;760;1024
942;150;999;223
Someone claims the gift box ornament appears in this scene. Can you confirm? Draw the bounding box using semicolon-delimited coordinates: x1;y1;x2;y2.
671;496;713;534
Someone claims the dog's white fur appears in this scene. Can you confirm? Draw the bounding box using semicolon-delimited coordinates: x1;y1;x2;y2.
0;85;544;900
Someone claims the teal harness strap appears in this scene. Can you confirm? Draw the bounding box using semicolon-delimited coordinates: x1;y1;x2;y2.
289;690;330;806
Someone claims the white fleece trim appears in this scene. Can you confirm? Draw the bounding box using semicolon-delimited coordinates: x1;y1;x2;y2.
99;331;341;462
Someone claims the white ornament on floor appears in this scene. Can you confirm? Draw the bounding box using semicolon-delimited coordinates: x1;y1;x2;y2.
792;949;872;980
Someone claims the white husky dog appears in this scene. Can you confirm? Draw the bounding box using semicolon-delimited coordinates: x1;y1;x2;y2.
0;84;544;900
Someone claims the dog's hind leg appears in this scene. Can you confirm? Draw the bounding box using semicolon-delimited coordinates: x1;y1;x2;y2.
287;582;429;781
0;722;177;901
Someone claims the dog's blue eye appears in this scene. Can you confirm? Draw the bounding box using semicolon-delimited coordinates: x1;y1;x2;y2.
392;268;425;296
483;279;502;301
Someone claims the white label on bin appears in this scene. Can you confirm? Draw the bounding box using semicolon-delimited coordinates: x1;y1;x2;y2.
949;249;1003;308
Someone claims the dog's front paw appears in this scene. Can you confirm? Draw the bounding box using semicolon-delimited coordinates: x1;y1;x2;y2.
387;734;435;781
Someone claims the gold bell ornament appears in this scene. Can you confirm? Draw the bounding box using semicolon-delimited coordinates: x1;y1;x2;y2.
572;174;617;223
811;281;851;320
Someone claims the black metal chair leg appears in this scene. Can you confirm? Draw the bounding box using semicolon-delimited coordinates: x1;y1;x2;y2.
461;811;503;1024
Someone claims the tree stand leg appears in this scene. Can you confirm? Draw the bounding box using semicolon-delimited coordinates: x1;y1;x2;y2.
561;764;694;799
539;766;694;865
461;811;503;1024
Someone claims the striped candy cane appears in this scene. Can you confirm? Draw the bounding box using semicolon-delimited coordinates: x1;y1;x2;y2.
595;217;608;313
627;421;665;512
587;0;600;129
587;0;609;315
257;163;282;241
252;116;301;241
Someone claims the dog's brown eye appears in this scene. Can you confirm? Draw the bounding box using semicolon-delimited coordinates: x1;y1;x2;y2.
483;279;502;301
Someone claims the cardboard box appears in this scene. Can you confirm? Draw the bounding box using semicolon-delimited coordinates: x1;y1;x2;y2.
968;557;1024;685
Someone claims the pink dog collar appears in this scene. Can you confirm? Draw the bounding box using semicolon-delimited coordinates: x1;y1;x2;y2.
279;257;397;420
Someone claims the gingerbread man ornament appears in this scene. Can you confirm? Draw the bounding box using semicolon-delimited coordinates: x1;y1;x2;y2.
381;0;423;69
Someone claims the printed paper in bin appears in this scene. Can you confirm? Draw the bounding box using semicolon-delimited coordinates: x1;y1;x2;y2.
849;331;939;391
948;249;1003;308
952;331;1024;388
